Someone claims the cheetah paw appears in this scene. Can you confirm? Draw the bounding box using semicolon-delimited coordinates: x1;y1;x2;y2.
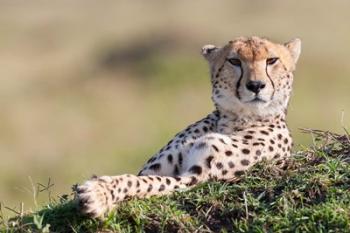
76;177;112;218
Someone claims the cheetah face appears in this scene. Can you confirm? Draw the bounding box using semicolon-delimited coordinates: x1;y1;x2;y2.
202;37;301;118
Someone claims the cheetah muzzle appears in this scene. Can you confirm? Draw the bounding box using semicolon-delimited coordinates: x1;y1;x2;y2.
76;36;301;218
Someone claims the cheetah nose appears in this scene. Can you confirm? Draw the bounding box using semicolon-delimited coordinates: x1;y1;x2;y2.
246;81;266;94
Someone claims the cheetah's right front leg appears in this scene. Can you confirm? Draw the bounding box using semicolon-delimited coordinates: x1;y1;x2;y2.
77;174;197;218
77;132;273;218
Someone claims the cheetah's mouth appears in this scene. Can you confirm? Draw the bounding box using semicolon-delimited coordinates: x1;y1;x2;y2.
248;97;267;104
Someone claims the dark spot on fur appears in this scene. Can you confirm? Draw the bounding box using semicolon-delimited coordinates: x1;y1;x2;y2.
234;170;245;177
241;159;250;166
225;150;233;156
228;161;235;168
147;184;153;192
167;154;173;163
189;165;202;175
174;165;180;175
219;138;227;144
206;155;214;168
188;176;198;186
159;184;165;192
242;148;250;154
147;157;156;164
149;163;161;171
196;142;207;149
212;145;219;152
178;153;183;165
216;162;223;169
260;130;269;135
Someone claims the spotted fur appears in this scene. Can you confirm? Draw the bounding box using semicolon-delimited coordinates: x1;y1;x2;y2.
77;36;301;218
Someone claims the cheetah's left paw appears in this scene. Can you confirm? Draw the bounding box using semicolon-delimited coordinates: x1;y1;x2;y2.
76;176;113;218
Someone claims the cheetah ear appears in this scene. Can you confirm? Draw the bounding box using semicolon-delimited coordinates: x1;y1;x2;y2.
284;38;301;64
201;44;220;62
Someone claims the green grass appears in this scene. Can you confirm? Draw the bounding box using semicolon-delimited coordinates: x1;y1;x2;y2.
2;0;350;209
1;129;349;233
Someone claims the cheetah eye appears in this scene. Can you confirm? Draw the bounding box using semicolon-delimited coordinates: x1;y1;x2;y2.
227;58;242;67
266;57;279;65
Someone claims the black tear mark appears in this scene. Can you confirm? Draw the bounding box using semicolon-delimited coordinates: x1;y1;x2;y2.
265;64;275;100
235;67;243;100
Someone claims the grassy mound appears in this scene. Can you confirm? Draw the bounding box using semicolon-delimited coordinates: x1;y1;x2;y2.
1;129;350;233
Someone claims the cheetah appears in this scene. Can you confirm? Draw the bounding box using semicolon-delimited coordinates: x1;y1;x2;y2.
77;36;301;218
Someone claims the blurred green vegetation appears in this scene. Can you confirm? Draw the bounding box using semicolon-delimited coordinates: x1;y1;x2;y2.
0;0;349;215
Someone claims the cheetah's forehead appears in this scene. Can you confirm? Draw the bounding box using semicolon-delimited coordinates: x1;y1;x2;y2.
227;37;279;62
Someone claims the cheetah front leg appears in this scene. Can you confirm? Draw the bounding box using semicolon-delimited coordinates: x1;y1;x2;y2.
77;132;276;218
76;174;197;218
76;113;219;218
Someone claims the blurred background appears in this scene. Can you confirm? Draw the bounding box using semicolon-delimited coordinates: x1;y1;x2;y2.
0;0;349;215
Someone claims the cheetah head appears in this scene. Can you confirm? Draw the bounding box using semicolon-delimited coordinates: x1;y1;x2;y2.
202;36;301;119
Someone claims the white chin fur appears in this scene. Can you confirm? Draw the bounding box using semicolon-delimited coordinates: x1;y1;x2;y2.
214;94;284;118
